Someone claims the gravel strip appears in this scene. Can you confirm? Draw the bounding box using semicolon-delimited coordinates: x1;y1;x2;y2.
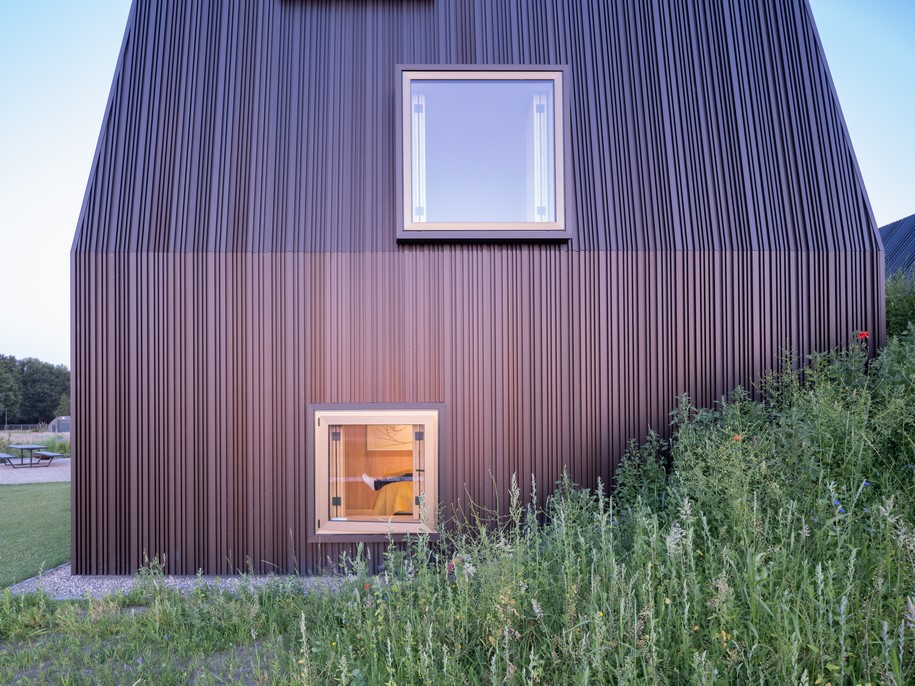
8;563;348;600
0;457;71;484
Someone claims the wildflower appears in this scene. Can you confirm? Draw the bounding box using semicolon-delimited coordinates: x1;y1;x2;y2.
857;331;869;340
732;434;743;442
693;625;699;632
531;598;543;620
814;678;821;685
664;597;671;605
332;641;336;647
597;611;603;617
665;521;686;556
862;480;870;487
364;584;370;590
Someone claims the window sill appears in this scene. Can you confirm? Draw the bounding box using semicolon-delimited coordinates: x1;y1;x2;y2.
396;227;572;243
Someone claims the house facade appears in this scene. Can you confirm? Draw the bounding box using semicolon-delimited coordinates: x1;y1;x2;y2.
72;0;884;575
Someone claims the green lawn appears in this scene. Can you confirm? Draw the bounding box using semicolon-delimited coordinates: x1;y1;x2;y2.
0;483;70;588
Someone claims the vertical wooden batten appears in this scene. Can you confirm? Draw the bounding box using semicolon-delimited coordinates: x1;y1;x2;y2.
72;0;884;575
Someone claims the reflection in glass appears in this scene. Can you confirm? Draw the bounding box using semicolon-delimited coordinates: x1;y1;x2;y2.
328;424;425;521
410;80;556;223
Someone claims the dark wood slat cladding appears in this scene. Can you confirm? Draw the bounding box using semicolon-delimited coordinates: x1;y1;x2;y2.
71;0;885;574
71;249;883;574
72;0;878;254
879;213;915;275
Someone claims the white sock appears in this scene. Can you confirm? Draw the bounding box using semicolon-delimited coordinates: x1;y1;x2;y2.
362;473;375;489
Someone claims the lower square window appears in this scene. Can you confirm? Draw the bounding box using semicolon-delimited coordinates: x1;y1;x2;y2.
312;408;439;536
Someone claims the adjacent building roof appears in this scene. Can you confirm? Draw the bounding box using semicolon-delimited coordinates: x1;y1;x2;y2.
879;213;915;275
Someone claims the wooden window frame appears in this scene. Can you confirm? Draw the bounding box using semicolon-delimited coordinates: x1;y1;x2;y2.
396;65;572;243
308;405;441;540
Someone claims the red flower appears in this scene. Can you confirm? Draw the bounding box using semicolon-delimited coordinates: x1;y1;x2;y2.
364;584;371;590
732;434;743;442
857;331;869;340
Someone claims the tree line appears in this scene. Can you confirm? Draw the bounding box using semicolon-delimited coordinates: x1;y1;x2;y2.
0;354;70;425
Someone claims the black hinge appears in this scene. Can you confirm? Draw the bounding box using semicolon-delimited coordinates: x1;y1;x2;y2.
415;496;421;505
331;431;341;441
332;496;341;506
414;430;424;441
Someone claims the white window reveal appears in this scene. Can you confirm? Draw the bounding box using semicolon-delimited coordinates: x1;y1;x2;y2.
400;69;567;238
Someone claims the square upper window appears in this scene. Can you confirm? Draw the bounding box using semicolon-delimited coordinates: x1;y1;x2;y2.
398;68;568;240
312;407;439;537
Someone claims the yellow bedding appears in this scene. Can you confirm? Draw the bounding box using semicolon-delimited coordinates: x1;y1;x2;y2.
372;481;413;516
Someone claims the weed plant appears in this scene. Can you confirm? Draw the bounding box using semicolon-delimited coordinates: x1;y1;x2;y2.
886;269;915;338
37;435;70;455
1;331;913;684
0;433;69;455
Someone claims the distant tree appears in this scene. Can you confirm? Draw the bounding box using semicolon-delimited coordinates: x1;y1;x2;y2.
0;355;22;426
17;358;70;423
54;393;71;418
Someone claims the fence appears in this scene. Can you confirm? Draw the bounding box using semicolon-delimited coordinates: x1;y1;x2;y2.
1;424;47;432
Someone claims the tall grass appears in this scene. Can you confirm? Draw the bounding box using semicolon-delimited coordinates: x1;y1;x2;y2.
2;330;912;684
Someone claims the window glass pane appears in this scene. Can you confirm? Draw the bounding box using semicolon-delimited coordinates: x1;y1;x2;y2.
410;80;556;223
328;424;419;521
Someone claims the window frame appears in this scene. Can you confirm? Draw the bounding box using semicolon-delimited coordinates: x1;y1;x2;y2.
396;65;572;242
308;404;443;540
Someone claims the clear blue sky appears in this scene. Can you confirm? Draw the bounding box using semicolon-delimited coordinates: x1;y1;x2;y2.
0;0;912;368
